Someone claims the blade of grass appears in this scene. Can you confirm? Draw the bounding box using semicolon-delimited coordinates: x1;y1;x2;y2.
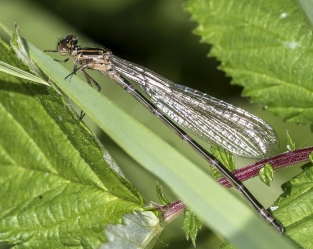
28;38;293;249
1;24;293;248
0;60;49;86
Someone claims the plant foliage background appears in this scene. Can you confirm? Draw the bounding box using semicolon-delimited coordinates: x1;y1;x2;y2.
1;0;313;248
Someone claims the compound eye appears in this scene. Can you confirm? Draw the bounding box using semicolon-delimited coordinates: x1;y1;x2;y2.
69;35;78;46
57;44;69;56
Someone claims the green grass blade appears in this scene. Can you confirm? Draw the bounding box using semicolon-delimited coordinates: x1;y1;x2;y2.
296;0;313;29
22;28;293;249
0;60;49;86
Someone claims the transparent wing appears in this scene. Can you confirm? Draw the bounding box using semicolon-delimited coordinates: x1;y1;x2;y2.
111;55;279;159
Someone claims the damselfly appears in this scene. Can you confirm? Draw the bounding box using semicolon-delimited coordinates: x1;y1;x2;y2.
45;35;284;233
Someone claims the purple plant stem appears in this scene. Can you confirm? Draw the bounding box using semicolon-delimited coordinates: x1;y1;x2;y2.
152;147;313;223
217;146;313;188
153;200;186;225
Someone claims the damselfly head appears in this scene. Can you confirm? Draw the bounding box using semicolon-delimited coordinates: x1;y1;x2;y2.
56;35;78;56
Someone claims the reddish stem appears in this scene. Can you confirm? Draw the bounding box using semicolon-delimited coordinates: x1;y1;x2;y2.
151;147;313;223
217;146;313;188
152;200;186;225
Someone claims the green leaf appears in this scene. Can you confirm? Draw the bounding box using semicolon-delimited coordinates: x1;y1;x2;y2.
220;242;237;249
210;145;235;179
259;163;275;186
183;207;203;247
271;164;313;248
185;0;313;127
10;22;42;76
285;130;296;151
309;152;313;164
0;26;145;248
156;182;170;205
